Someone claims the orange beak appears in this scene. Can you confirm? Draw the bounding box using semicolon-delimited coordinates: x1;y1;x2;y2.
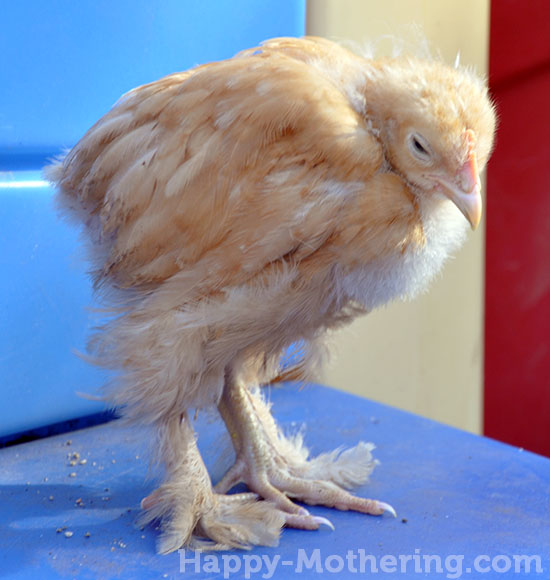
432;130;483;230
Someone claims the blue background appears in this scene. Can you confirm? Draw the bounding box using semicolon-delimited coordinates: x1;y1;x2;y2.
0;0;305;439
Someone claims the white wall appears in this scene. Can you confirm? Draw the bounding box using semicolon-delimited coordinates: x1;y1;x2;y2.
306;0;491;433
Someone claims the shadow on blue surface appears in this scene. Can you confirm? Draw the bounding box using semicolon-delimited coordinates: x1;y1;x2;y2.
0;411;117;449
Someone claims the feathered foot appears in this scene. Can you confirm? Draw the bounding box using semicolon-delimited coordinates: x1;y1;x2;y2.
140;486;286;553
216;378;396;527
139;414;288;553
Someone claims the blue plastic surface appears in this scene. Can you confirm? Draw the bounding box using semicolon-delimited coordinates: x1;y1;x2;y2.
1;384;548;579
0;171;108;438
0;0;306;157
1;1;305;438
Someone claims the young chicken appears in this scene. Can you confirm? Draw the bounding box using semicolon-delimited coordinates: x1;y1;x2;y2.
46;36;496;553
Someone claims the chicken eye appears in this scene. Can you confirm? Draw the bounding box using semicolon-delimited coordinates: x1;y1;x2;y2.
408;133;432;163
412;137;427;154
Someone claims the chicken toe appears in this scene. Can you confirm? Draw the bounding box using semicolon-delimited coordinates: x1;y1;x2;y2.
217;376;395;527
139;414;286;552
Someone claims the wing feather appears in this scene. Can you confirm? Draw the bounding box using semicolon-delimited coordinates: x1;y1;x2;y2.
53;42;388;295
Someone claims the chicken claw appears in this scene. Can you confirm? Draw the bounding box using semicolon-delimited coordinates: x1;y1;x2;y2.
137;417;289;553
217;376;394;529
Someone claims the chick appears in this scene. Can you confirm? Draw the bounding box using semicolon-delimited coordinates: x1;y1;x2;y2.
46;36;496;553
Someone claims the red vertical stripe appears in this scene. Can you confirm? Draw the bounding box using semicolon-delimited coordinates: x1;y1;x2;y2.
485;0;550;455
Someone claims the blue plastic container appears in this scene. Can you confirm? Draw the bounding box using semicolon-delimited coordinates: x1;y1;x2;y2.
1;0;305;439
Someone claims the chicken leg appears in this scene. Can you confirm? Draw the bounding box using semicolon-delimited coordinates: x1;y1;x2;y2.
139;412;286;553
216;372;396;526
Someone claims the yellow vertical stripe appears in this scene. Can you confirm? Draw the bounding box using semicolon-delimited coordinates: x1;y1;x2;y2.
307;0;490;433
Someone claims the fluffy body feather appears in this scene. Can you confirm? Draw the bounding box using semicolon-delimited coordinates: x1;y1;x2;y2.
47;36;496;552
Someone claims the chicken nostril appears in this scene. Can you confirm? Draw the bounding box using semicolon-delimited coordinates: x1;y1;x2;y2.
458;173;479;194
